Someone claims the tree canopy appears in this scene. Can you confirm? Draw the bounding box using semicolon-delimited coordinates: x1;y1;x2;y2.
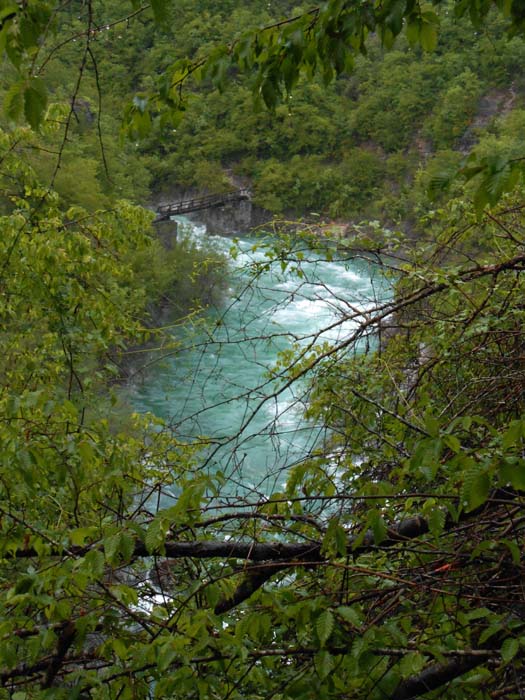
1;1;525;699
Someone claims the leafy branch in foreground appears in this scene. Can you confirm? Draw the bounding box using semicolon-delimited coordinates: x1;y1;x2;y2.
141;0;525;112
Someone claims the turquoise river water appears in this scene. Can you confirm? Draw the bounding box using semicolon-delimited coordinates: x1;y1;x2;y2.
130;218;388;497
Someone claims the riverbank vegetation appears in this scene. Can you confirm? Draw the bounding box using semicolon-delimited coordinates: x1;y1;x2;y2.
2;1;525;699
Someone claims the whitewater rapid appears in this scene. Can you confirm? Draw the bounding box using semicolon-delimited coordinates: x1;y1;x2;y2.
130;217;388;497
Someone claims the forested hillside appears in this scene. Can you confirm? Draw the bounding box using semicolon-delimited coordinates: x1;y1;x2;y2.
2;1;525;699
3;0;525;223
128;4;525;223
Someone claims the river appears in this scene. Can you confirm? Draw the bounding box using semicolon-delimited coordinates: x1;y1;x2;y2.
130;217;389;499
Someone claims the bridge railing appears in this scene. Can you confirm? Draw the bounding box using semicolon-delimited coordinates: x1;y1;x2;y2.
156;189;251;220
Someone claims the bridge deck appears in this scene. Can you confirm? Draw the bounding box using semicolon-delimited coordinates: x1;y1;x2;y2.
155;189;250;221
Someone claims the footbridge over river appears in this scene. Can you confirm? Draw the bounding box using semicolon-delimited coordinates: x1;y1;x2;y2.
155;189;251;222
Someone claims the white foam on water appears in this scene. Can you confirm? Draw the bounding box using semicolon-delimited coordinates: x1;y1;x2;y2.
336;267;364;283
132;218;391;497
264;397;306;429
274;279;300;292
270;297;332;326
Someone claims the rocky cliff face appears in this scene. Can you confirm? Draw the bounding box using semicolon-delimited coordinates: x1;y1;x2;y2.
458;86;518;154
189;198;271;235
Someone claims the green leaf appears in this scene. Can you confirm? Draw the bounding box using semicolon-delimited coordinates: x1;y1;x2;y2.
385;0;405;36
405;20;420;46
18;15;39;50
410;437;443;481
501;539;521;566
427;169;457;199
502;420;525;449
461;467;490;512
70;526;97;546
150;0;168;23
77;440;95;466
337;606;363;628
132;108;152;138
104;531;136;565
119;532;136;563
399;651;426;677
501;638;519;663
443;434;461;453
112;639;129;661
479;621;505;645
467;157;522;216
80;549;105;579
260;78;280;110
157;641;178;672
499;459;525;491
322;518;347;557
419;22;438;51
314;650;334;679
369;509;387;544
24;78;47;130
424;412;440;438
465;607;492;622
0;4;18;24
4;82;24;122
104;533;121;565
316;610;334;647
428;508;446;537
145;518;168;555
111;584;138;606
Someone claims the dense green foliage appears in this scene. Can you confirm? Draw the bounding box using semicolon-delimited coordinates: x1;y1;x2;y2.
120;0;525;220
1;1;525;699
121;6;525;223
3;0;525;221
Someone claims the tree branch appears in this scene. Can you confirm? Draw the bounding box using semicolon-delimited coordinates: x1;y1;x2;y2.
390;655;487;699
41;621;76;689
8;514;430;562
214;561;291;614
